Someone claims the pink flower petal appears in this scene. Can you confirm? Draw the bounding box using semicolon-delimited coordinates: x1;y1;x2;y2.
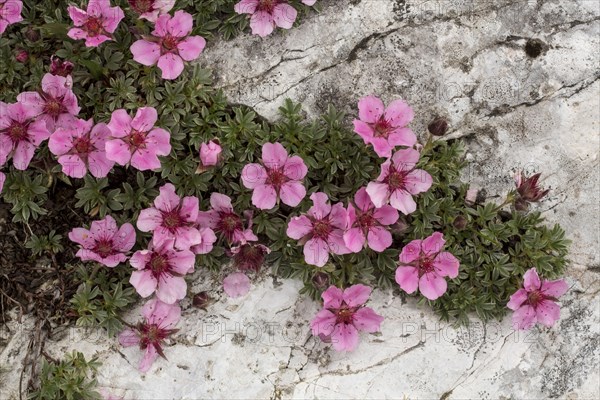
384;99;414;127
399;240;422;263
87;150;114;178
541;279;569;298
68;227;94;248
421;232;445;255
389;189;416;215
118;328;140;347
358;96;385;124
130;270;158;298
173;226;202;250
177;36;206;61
168;249;196;275
286;215;313;239
250;11;274;37
353;119;375;142
373;205;399;225
241;163;267;189
366;182;389;208
308;192;331;219
507;288;528;311
129;250;151;270
262;142;288;168
321;285;343;308
342;284;372;307
131;107;157;132
523;268;541;292
280;181;306;207
131;40;161;66
418;272;448;300
272;3;297;29
67;6;87;26
304;237;329;267
137;208;163;231
331;323;359;352
58;154;87;178
154;183;179;211
391;148;420;171
343;227;366;253
105;139;132;165
157;53;185;80
139;345;158;373
143;298;181;328
366;226;392;252
433;251;459;278
512;305;537;330
310;309;337;337
113;222;136;251
387;127;417;147
167;10;193;37
535;300;560;327
404;169;433;194
12;141;36;170
145;128;171;155
353;307;384;333
234;0;259;14
251;183;277;210
283;155;308;180
131;149;161;171
223;272;251;298
156;275;187;304
395;266;419;294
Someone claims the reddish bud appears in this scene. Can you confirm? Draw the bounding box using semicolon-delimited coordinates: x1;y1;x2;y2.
15;50;28;63
192;291;212;310
50;56;74;77
428;117;448;136
311;272;330;290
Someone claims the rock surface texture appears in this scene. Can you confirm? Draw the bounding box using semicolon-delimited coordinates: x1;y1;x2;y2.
1;0;599;398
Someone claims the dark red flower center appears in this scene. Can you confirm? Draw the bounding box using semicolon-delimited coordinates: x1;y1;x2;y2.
373;118;392;138
129;0;154;13
418;256;435;276
258;0;277;12
73;136;93;154
312;219;332;240
162;209;183;229
266;168;288;190
162;35;180;52
6;122;28;142
44;98;65;118
386;169;408;191
334;305;357;325
129;129;147;148
94;239;114;258
218;212;242;241
527;290;545;307
356;211;376;231
139;323;169;349
148;253;169;276
84;17;104;37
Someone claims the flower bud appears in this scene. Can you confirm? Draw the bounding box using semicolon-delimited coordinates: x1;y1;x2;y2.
514;171;549;202
453;215;468;230
428;117;448;136
15;50;28;63
197;139;222;173
25;27;40;42
312;272;330;290
390;217;409;235
192;291;212;309
50;56;74;77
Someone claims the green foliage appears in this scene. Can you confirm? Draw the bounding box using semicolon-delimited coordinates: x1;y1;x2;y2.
25;230;64;256
29;351;102;400
2;170;49;223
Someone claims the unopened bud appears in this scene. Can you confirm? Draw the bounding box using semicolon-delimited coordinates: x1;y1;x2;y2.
428;117;448;136
192;291;212;309
312;272;330;290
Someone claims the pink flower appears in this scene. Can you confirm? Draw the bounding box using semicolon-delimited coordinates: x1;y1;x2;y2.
129;237;195;304
106;107;171;171
231;242;270;272
48;118;115;178
507;268;568;330
223;272;251;298
128;0;175;22
234;0;298;37
0;101;51;170
395;232;460;300
200;140;221;167
130;11;206;80
0;171;5;193
49;57;74;77
189;226;217;255
17;73;80;132
310;284;383;352
99;389;123;400
241;142;307;209
69;215;136;267
119;298;180;372
302;0;316;5
0;0;22;35
286;192;350;267
344;187;399;253
137;183;202;251
353;95;416;158
67;0;124;47
366;148;432;215
197;193;258;245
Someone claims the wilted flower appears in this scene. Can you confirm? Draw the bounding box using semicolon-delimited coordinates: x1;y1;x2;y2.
137;183;202;251
234;0;298;37
310;284;383;351
192;291;212;309
119;298;180;372
514;171;550;211
223;272;251;298
366;148;432;215
129;237;195;304
507;268;568;330
353;95;416;158
130;10;206;80
241;142;308;209
15;49;28;63
0;0;23;35
199;139;221;167
48;118;115;178
465;187;479;205
427;117;448;136
0;172;5;193
286;192;350;267
69;215;136;267
344;187;399;253
106;107;171;171
128;0;175;22
18;73;80;132
49;56;75;77
197;193;257;245
0;101;51;170
395;232;460;300
67;0;125;47
232;242;270;272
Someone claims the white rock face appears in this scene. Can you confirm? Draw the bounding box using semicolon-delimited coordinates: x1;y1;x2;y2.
2;0;599;399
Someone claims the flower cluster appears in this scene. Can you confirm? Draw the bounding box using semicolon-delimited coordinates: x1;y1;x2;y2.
234;0;317;37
